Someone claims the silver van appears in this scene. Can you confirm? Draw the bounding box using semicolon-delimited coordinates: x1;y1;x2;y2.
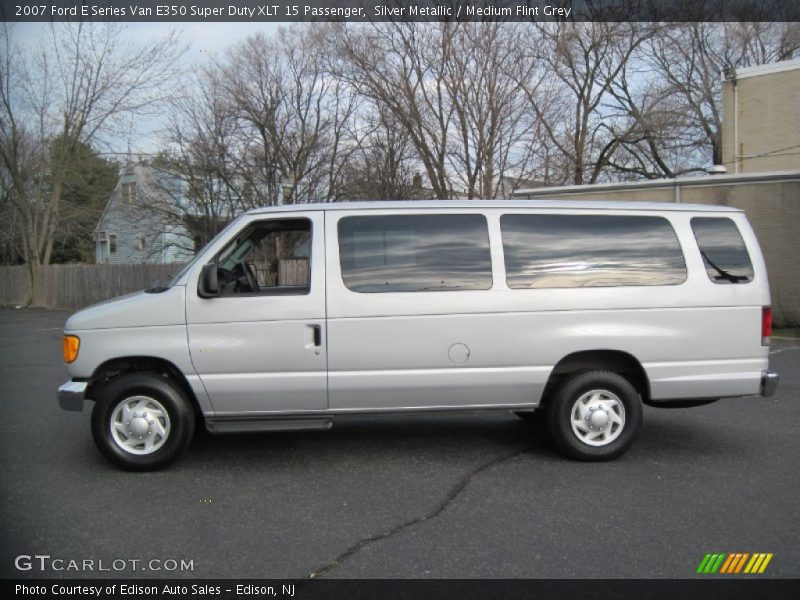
57;200;779;469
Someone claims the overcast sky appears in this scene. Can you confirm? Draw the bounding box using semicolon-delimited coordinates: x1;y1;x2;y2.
10;21;282;155
12;21;279;53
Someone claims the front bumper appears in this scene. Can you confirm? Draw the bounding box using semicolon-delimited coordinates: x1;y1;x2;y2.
57;380;87;412
761;371;779;398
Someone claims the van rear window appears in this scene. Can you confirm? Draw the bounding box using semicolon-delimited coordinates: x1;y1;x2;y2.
501;214;686;288
338;214;492;293
690;217;754;284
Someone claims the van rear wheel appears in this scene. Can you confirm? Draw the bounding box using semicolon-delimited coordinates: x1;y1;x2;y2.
546;371;642;461
91;373;195;471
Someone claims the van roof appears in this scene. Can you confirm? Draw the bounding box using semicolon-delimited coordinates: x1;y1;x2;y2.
246;199;742;215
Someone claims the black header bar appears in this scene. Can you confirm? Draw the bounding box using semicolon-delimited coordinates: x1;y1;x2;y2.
2;0;800;23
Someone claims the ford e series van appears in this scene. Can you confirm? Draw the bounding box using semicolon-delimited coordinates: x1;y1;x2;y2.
57;200;779;469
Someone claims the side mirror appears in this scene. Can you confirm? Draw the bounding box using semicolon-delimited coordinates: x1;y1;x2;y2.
198;263;220;298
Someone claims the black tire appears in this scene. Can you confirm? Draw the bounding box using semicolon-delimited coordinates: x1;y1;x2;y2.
91;372;195;471
513;410;545;423
545;371;642;461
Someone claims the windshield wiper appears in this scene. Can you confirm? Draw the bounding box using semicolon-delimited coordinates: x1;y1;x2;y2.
700;250;748;283
145;280;171;293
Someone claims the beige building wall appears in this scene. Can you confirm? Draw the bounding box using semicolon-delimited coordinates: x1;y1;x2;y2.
721;60;800;173
515;174;800;326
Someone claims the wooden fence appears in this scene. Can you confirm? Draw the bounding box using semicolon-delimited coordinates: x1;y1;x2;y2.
277;258;309;286
0;264;186;311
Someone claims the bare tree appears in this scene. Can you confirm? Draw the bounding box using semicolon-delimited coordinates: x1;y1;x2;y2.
523;14;798;181
646;20;800;166
519;21;656;185
444;23;540;198
329;22;547;199
0;187;22;263
212;26;358;205
148;25;361;254
599;45;708;179
146;68;246;255
0;23;184;278
327;22;457;199
335;105;423;200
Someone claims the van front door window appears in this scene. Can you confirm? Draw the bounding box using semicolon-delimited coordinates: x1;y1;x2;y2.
216;218;311;295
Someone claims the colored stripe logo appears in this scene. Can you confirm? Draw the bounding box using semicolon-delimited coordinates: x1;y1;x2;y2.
697;553;773;574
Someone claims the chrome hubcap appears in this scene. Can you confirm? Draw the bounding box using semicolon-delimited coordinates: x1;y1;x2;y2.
110;396;170;455
570;389;625;447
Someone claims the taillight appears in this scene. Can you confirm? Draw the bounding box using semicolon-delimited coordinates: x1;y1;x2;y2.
762;306;772;346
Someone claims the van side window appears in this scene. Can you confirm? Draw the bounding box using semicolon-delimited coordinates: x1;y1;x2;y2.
501;214;686;288
338;214;492;293
691;217;754;284
216;218;311;295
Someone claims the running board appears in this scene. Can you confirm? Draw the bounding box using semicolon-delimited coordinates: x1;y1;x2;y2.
205;417;333;434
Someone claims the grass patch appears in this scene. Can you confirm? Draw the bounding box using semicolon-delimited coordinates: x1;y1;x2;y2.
774;328;800;338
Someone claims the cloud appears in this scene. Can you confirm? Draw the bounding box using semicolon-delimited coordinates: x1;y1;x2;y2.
8;21;282;155
9;21;280;59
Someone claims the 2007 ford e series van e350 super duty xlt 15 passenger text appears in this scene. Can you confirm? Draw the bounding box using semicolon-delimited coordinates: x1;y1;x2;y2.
56;200;779;470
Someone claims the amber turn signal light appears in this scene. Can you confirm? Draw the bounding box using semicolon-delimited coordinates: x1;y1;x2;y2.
63;335;80;364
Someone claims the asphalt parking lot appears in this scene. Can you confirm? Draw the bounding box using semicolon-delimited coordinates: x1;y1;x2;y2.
1;308;798;579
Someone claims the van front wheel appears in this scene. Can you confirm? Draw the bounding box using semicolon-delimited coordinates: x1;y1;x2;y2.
91;373;195;470
546;371;642;461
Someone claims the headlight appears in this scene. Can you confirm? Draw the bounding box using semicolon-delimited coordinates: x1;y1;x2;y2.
63;335;80;364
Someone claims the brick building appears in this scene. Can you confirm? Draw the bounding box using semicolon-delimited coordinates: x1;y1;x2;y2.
721;58;800;174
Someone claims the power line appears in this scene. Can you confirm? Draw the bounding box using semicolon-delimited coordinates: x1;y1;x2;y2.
720;143;800;166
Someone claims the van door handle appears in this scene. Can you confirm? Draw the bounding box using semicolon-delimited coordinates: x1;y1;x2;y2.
312;324;321;347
